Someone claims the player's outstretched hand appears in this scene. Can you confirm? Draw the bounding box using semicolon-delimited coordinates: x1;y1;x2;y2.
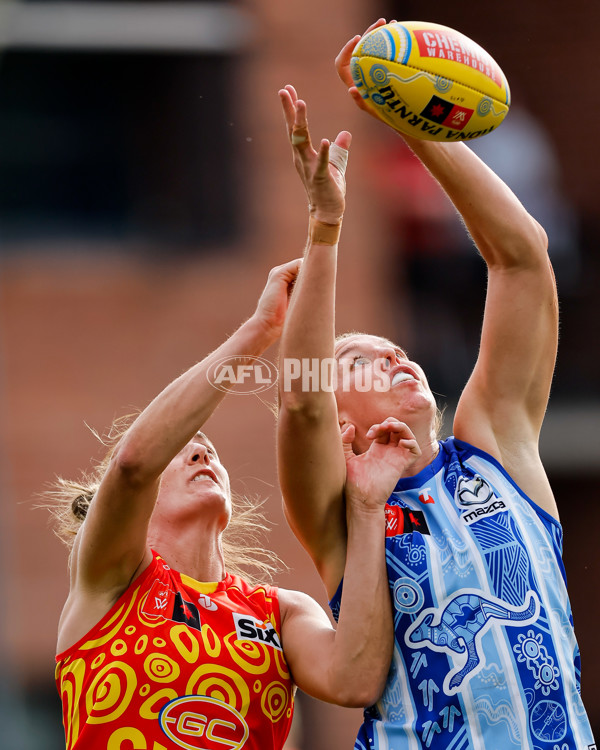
279;84;351;225
253;258;303;342
341;418;421;513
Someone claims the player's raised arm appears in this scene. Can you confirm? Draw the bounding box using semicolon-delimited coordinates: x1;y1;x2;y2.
335;26;558;519
278;418;419;705
401;137;556;469
277;86;351;596
69;260;302;607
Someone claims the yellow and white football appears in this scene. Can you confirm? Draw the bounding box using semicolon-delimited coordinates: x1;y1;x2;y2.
351;21;510;141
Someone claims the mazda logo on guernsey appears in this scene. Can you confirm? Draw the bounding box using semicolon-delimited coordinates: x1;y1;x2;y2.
160;695;249;750
455;474;494;506
208;356;278;395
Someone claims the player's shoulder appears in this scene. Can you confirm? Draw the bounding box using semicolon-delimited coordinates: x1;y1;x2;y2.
277;587;328;624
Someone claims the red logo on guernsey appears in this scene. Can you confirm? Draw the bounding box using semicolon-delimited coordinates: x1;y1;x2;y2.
419;489;435;505
160;695;249;749
385;505;404;536
413;28;503;87
143;579;203;632
144;579;174;616
385;505;431;537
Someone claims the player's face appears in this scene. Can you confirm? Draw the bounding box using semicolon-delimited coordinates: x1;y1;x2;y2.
334;334;436;451
158;433;231;521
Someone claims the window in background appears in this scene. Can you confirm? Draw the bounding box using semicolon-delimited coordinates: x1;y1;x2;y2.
0;2;253;249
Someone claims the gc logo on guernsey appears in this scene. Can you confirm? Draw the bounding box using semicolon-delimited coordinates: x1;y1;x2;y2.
159;696;249;750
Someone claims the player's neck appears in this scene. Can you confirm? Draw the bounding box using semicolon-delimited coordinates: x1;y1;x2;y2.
150;526;227;583
402;438;440;479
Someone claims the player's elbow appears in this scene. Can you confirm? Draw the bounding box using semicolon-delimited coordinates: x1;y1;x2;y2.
108;442;155;488
329;674;386;708
520;215;549;261
278;388;331;422
533;216;549;249
527;216;549;262
486;218;550;273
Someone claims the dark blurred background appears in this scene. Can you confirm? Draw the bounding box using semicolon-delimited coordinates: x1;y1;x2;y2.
0;1;598;747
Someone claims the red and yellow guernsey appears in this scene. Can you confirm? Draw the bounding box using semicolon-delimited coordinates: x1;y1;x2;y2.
56;551;294;750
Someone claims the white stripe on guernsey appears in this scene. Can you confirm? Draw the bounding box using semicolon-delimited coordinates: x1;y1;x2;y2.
434;466;529;749
483;457;593;750
445;723;470;750
429;472;484;750
460;457;535;746
374;646;421;750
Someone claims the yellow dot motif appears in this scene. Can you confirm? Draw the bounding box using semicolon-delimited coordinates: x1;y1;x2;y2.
170;624;200;664
201;623;221;658
186;664;250;717
261;681;289;723
111;640;128;657
86;662;137;725
144;653;180;683
224;632;271;675
91;653;106;670
106;726;146;749
134;635;148;655
139;688;178;720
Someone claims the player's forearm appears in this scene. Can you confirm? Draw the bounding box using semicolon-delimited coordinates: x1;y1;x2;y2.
114;315;275;481
326;505;392;706
279;222;339;410
404;137;548;268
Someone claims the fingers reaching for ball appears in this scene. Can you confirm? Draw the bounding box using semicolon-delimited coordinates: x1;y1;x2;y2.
278;84;350;225
335;18;388;88
334;19;394;121
279;85;312;150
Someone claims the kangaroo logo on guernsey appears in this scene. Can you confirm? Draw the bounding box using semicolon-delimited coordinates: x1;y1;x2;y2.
405;589;540;695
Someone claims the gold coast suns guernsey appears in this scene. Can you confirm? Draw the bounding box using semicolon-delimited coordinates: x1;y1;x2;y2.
56;551;294;750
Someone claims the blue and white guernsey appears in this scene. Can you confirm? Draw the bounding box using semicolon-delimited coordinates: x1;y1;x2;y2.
330;437;595;750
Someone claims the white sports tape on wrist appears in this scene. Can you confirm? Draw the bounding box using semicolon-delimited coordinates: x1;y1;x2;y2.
328;143;348;176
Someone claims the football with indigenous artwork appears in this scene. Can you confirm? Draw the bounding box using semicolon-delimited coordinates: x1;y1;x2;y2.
350;21;510;141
